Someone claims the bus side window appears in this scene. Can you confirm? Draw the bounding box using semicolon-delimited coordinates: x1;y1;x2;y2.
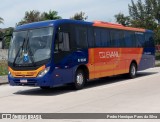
111;30;121;47
101;29;110;47
145;33;154;47
87;27;94;47
57;32;70;52
76;27;88;49
136;32;145;47
119;31;125;47
125;31;136;47
95;28;101;47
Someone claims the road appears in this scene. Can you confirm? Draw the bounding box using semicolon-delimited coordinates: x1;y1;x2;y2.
0;67;160;122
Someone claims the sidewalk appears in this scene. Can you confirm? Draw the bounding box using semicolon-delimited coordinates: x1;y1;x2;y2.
0;76;8;85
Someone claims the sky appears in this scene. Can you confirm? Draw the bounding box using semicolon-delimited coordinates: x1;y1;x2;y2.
0;0;138;28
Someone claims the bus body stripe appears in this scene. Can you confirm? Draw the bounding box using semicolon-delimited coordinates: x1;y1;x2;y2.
87;48;143;80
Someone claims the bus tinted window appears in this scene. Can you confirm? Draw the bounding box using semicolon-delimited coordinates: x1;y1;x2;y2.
88;28;94;47
111;30;124;47
101;29;110;47
95;28;101;47
124;31;136;47
59;32;70;51
136;32;145;47
145;33;154;47
76;27;88;48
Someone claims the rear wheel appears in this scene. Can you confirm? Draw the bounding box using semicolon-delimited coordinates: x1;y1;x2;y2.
128;63;137;78
73;69;86;90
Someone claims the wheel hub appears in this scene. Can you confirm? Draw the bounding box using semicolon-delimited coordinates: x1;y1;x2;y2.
77;73;84;85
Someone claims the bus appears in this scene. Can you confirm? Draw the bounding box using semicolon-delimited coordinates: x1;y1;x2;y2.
8;19;155;90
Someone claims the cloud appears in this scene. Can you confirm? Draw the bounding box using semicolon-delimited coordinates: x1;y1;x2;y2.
0;0;133;28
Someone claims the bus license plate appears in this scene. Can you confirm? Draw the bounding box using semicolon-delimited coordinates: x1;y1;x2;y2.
20;79;28;83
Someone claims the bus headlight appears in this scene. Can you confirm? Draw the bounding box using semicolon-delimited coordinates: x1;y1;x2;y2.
37;67;50;78
8;71;13;78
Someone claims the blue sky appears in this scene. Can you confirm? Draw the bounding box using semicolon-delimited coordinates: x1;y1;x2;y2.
0;0;138;28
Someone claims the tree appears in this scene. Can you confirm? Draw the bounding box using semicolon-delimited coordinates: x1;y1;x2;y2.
151;0;160;24
42;10;62;20
128;0;160;44
18;10;42;25
70;11;88;21
115;13;130;26
3;28;14;49
128;0;157;30
18;10;62;25
0;17;4;24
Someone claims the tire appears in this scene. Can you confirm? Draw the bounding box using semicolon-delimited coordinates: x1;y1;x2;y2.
73;69;86;90
128;63;137;79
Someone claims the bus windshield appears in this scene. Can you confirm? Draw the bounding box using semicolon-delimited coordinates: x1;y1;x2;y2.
8;27;53;66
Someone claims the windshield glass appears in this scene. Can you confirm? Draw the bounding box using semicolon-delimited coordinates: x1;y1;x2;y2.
8;27;53;66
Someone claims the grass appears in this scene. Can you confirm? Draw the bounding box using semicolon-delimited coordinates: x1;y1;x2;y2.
0;60;8;76
156;52;160;67
156;52;160;60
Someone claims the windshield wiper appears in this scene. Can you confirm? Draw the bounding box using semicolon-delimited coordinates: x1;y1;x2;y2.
13;38;26;66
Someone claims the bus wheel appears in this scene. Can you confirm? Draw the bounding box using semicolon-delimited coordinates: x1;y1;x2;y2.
40;86;51;90
74;69;86;90
128;63;137;78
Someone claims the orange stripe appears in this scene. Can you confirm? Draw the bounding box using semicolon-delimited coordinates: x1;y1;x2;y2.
93;22;145;32
8;65;45;78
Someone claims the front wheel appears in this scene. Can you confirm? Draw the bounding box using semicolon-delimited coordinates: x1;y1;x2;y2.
128;63;137;78
73;69;86;90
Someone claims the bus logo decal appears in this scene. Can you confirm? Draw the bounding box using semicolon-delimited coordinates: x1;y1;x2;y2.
99;51;119;59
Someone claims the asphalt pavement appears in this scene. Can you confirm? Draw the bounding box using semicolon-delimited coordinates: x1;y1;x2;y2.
0;67;160;122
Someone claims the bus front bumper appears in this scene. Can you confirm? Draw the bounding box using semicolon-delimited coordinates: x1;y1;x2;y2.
8;75;54;87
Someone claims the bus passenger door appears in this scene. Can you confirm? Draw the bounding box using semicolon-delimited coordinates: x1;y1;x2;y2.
54;31;73;84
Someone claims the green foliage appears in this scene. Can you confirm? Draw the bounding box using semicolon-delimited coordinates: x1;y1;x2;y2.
42;10;62;20
18;10;42;25
154;26;160;44
115;13;130;26
3;28;13;49
0;60;8;76
0;31;3;37
0;17;4;24
70;11;88;21
18;10;62;25
156;52;160;60
128;0;157;30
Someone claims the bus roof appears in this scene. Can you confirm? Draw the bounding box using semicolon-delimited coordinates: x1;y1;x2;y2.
15;19;153;33
15;19;92;30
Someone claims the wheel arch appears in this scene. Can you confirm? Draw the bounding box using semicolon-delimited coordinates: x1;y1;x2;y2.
130;60;138;70
75;65;89;81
